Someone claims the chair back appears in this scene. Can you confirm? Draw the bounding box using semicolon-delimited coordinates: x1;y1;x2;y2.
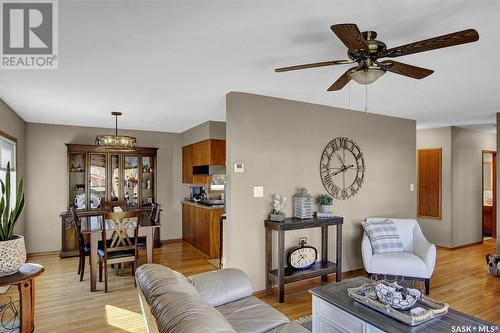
70;205;85;250
364;217;419;252
101;200;128;212
149;203;161;224
102;210;140;258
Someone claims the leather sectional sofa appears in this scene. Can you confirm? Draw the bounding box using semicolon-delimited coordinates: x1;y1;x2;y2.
136;264;309;333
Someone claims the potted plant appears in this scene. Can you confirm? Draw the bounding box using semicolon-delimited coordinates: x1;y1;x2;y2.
0;162;26;277
316;194;333;213
270;194;287;222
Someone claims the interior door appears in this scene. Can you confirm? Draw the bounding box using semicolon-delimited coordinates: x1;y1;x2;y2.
482;151;496;239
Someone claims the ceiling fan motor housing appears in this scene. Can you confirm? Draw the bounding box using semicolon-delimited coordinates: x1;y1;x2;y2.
348;31;387;66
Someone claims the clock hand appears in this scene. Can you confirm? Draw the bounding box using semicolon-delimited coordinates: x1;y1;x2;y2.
331;167;346;177
336;154;345;168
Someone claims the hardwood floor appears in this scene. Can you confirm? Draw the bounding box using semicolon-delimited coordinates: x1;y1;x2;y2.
1;239;498;332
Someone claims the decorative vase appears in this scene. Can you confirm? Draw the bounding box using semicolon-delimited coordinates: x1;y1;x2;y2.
0;235;26;277
320;205;333;213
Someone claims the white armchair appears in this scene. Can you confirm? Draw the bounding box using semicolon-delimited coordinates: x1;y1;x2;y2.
361;218;436;294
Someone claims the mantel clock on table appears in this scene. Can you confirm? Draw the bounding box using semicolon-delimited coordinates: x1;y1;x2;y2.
264;216;343;303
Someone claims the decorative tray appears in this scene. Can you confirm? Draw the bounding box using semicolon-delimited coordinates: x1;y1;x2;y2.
347;282;449;326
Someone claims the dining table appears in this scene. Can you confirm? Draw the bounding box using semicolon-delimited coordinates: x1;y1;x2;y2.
80;211;160;292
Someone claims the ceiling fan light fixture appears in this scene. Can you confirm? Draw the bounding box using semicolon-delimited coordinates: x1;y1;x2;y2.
349;66;385;85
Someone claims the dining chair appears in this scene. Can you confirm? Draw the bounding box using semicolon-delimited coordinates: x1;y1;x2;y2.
135;203;161;263
101;200;128;212
70;206;86;281
99;210;140;292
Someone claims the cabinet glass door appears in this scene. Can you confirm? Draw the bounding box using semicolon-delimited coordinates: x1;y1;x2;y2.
110;154;120;201
124;155;139;207
141;156;154;206
69;154;86;210
90;154;106;209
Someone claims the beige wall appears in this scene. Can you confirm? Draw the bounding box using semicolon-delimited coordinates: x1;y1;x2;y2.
25;123;183;252
181;120;226;146
416;126;495;248
417;127;452;247
0;99;26;236
451;127;495;247
225;92;417;290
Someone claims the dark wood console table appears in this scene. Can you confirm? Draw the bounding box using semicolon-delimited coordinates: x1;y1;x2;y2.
0;263;44;333
265;216;343;303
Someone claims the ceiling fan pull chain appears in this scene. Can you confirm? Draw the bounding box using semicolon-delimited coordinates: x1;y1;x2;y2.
364;84;368;113
348;81;351;111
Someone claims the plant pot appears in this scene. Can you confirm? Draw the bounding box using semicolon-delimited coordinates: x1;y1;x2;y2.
270;214;286;222
320;205;333;213
0;235;26;277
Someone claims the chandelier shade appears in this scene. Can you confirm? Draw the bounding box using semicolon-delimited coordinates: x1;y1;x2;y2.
96;112;137;150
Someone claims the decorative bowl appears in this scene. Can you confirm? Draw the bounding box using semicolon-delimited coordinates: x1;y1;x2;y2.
375;282;421;310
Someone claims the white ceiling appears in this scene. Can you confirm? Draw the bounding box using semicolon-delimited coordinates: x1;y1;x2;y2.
1;0;499;133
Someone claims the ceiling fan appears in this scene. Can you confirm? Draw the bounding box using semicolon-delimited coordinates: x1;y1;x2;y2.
275;24;479;91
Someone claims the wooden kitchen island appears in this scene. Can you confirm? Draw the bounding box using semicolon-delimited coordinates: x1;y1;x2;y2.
182;201;224;258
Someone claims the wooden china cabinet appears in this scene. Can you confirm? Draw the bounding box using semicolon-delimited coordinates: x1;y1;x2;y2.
60;144;159;258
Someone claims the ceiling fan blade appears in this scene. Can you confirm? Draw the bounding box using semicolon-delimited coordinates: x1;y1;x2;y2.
330;23;369;52
382;60;434;79
327;67;357;91
384;29;479;58
275;60;353;72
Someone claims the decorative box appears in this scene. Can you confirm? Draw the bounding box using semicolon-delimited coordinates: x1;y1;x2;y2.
292;188;313;219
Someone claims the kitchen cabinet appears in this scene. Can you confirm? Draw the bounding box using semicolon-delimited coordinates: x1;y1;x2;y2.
182;144;194;183
182;139;225;184
182;202;223;258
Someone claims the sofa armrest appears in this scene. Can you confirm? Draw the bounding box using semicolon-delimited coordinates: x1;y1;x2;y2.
413;227;436;275
361;233;373;272
188;268;253;307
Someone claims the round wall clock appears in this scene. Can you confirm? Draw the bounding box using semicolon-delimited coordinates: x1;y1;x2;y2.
320;137;365;200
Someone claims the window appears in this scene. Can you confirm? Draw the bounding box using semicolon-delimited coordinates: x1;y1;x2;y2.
0;131;17;207
417;148;441;219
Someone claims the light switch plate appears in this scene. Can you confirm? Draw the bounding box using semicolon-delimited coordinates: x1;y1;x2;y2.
234;162;244;173
253;186;264;198
410;183;415;192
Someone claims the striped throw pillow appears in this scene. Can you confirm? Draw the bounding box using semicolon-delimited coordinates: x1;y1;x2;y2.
362;219;404;254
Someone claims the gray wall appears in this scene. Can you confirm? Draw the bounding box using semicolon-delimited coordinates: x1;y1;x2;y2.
225;92;417;290
0;99;26;236
181;120;226;146
417;127;452;247
416;126;495;248
451;127;495;247
25;123;183;252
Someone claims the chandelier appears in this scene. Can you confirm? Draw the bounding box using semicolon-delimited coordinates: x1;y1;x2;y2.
96;112;136;150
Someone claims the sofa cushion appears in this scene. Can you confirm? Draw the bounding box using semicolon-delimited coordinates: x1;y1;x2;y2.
136;264;200;303
188;268;253;307
369;251;432;278
216;296;289;333
151;292;236;333
362;219;404;254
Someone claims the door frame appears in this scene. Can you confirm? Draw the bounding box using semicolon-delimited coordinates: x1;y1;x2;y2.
482;150;497;239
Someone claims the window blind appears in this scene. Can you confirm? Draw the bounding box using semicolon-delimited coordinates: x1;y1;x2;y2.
0;135;16;171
